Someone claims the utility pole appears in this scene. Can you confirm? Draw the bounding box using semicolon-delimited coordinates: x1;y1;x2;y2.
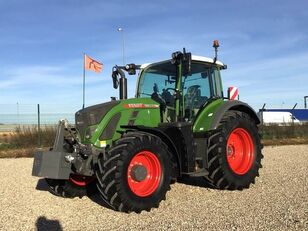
83;53;86;109
117;27;126;65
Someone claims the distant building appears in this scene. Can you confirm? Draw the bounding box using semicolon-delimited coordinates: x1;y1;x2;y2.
258;109;308;124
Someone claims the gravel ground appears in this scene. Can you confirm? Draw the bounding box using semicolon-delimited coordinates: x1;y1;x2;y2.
0;145;307;231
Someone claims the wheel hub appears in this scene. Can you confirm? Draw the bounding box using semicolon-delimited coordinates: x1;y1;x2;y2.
130;164;148;182
226;128;254;175
227;145;235;157
127;151;162;197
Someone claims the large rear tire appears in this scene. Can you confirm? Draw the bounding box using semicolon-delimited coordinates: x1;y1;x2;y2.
95;132;171;213
205;110;263;189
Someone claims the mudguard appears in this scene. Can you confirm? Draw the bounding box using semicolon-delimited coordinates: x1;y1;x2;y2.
209;100;260;130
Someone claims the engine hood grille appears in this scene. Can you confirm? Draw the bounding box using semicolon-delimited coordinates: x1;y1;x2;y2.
75;101;120;139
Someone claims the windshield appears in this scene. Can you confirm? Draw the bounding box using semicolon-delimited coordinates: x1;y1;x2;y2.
137;61;176;107
137;60;221;122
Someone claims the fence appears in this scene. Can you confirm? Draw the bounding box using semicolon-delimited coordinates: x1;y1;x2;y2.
0;104;81;132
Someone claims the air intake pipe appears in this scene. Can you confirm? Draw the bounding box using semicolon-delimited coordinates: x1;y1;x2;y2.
112;66;127;100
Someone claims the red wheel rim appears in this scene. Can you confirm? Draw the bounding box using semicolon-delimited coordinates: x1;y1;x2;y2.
127;151;162;197
69;174;94;186
226;128;254;175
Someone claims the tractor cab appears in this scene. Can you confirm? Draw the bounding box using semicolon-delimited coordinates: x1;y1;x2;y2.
136;56;225;122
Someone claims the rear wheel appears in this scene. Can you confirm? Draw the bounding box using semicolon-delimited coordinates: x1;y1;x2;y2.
205;110;263;189
95;132;171;213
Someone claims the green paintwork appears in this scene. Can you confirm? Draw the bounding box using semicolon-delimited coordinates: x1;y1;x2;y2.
193;98;225;132
84;98;160;148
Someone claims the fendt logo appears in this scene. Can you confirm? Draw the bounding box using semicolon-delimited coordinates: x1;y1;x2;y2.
123;103;160;109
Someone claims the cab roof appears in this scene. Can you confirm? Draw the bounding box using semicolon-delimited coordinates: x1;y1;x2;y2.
140;55;224;69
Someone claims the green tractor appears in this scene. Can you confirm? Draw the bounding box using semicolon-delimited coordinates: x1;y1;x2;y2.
32;41;263;213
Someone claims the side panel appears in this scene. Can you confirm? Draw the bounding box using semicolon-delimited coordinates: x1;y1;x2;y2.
87;98;161;148
193;99;224;133
193;99;260;133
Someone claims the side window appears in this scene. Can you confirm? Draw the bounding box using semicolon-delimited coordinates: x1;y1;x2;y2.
210;67;223;97
184;69;211;110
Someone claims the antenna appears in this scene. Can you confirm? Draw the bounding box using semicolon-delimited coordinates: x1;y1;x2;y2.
292;103;297;110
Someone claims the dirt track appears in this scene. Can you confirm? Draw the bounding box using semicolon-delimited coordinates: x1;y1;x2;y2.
0;145;307;230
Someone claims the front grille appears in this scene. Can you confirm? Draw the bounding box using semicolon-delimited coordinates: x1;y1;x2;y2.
75;101;120;139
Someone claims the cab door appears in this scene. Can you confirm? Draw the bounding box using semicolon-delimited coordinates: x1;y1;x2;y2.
181;62;216;121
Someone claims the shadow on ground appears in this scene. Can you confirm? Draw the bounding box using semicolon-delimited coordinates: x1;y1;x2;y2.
33;176;215;212
36;216;62;231
35;178;114;211
176;176;215;189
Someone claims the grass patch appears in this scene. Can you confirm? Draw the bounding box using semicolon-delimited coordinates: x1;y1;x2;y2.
260;123;308;146
12;125;57;148
262;137;308;146
260;123;308;139
0;126;56;158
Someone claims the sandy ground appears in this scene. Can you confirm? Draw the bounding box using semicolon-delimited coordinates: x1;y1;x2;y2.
0;125;19;132
0;145;307;231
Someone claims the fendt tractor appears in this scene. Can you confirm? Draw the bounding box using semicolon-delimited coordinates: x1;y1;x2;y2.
32;41;263;213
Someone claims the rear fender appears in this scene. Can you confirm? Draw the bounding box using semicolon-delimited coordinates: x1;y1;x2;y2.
209;100;260;130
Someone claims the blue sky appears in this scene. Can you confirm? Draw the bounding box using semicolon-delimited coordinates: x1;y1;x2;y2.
0;0;308;112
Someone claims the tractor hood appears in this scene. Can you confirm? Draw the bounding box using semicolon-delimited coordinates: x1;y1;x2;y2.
75;98;161;144
75;101;120;139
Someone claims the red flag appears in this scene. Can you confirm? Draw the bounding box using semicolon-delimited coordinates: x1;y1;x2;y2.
84;54;103;73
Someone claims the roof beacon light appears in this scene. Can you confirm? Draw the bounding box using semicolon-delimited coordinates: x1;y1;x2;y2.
213;40;219;63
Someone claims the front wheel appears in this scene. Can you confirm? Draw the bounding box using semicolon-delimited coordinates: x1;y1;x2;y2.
95;132;172;213
205;110;263;189
45;174;96;198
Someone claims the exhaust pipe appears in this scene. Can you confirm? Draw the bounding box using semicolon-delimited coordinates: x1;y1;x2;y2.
119;75;127;100
112;66;127;100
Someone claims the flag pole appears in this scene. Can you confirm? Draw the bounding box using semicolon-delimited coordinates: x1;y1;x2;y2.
83;53;86;109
